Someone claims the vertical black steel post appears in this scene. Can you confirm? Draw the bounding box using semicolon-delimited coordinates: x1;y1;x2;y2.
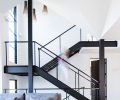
78;70;80;92
28;0;33;93
99;39;105;100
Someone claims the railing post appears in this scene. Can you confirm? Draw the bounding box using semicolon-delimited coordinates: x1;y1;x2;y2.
4;89;6;93
78;70;80;93
66;90;68;100
33;42;36;65
75;72;76;90
15;89;17;93
38;48;40;67
5;42;7;66
82;87;85;96
68;94;69;100
35;89;36;93
97;89;99;100
26;89;27;93
56;65;58;79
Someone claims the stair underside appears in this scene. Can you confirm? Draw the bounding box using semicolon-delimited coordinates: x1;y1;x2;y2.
4;65;36;76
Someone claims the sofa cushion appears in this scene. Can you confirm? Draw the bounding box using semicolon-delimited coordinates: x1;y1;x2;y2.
14;93;25;100
0;93;24;100
0;93;61;100
26;93;61;100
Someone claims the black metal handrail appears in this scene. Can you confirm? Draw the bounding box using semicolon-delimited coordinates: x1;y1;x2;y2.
5;41;28;43
5;40;99;99
3;87;99;91
39;25;76;50
5;41;28;66
5;40;98;84
39;47;96;86
35;41;99;84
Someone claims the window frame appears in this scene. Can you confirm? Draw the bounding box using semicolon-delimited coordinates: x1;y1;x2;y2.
8;7;17;64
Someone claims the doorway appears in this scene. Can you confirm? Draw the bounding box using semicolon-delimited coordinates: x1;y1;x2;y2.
91;60;99;100
9;79;17;93
91;59;107;100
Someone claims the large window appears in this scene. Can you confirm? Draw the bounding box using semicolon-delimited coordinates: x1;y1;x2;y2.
8;7;17;64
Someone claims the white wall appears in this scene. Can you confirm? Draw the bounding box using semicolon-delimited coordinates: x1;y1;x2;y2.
0;13;3;93
0;8;29;92
0;12;9;92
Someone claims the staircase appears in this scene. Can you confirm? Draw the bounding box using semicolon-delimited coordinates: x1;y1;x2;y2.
4;24;117;99
4;41;101;100
4;40;117;99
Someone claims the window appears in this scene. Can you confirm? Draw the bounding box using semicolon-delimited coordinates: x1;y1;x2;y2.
9;80;17;93
8;7;17;64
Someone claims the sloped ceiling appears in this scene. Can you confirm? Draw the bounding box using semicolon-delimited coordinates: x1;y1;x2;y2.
1;0;120;41
102;17;120;40
102;0;120;40
0;0;24;13
38;0;110;38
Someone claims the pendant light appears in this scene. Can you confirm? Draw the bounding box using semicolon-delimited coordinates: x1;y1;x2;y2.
33;8;37;20
42;5;48;14
23;1;28;14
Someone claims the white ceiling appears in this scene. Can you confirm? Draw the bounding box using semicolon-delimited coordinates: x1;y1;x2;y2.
0;0;120;41
0;0;24;13
38;0;110;37
0;0;112;35
102;17;120;40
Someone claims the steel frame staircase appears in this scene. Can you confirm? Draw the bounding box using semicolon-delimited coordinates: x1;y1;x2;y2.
4;25;117;100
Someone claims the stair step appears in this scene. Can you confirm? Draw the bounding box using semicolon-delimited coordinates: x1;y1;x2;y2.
41;57;58;72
